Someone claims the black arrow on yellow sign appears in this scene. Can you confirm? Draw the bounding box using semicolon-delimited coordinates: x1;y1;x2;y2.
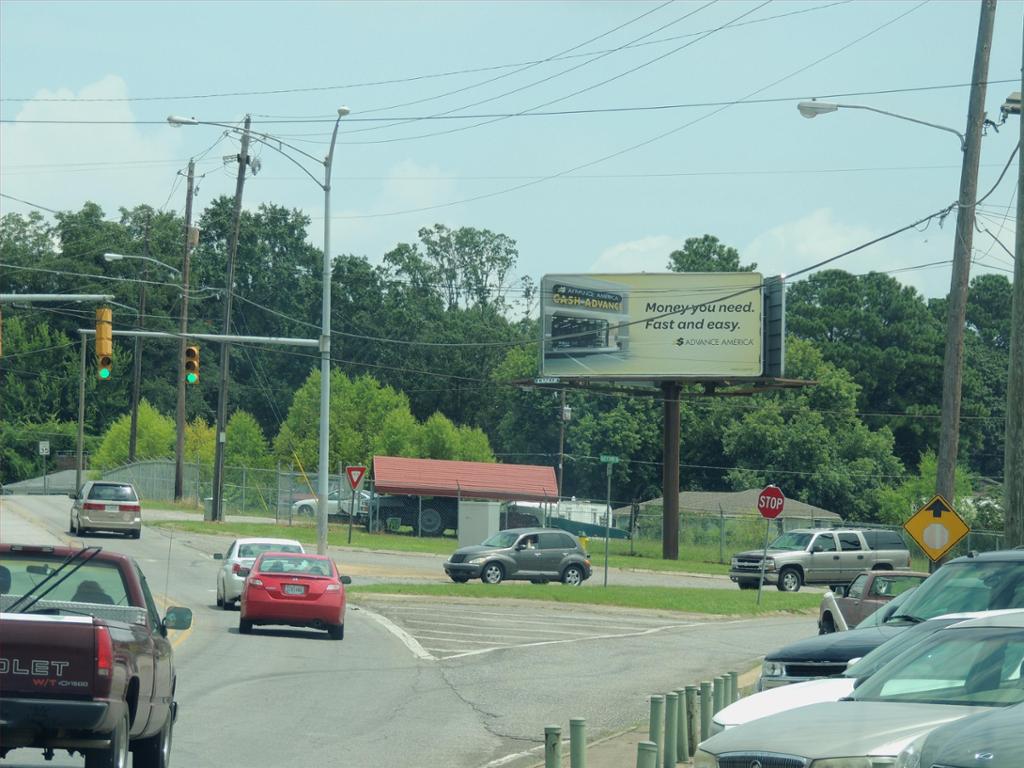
925;496;953;518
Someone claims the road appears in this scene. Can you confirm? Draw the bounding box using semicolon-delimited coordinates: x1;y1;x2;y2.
1;494;818;768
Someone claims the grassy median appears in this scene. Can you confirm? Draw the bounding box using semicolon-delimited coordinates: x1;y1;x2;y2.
349;582;820;615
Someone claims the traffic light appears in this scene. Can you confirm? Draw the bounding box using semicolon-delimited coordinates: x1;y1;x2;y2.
95;307;113;380
184;345;200;384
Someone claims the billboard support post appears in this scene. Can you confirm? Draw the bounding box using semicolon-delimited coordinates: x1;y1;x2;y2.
662;381;681;561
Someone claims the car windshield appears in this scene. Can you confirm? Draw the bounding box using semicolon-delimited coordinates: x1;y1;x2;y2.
767;532;812;551
238;543;303;558
844;618;960;679
856;586;917;628
257;556;333;576
0;552;131;609
87;483;138;502
853;626;1024;707
890;561;1024;623
481;532;521;548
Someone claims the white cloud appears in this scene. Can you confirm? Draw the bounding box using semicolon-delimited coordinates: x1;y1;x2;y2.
589;235;681;273
0;75;184;218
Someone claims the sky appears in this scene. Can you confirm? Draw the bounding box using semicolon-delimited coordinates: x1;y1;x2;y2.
1;0;1022;302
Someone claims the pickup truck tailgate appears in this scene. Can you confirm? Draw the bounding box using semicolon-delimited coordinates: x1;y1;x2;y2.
0;614;98;697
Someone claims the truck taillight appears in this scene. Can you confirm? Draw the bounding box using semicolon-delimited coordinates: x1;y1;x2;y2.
95;625;113;677
83;502;105;511
118;503;140;513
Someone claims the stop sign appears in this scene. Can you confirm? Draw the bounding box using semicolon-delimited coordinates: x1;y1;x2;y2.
757;485;785;519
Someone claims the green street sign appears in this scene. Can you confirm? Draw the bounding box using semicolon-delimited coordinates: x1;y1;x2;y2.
600;454;620;464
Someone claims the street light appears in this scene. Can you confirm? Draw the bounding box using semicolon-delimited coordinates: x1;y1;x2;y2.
168;108;350;555
796;100;966;150
103;251;184;462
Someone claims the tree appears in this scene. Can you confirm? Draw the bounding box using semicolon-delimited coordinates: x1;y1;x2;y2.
225;411;271;469
417;412;461;459
667;235;756;273
92;401;176;469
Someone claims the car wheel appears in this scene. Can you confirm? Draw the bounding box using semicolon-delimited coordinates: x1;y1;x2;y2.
819;613;836;634
84;709;129;768
562;564;585;586
449;575;469;584
737;579;758;590
418;507;444;536
216;582;224;608
131;709;173;768
222;594;235;611
328;623;344;640
239;618;253;634
777;567;802;592
129;529;141;539
480;562;504;585
298;504;315;517
69;516;77;535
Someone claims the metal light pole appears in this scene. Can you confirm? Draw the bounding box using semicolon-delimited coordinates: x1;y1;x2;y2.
175;161;196;502
317;108;350;555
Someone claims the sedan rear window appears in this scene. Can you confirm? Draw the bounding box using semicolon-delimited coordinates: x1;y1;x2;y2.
257;556;333;576
87;484;138;502
238;543;302;558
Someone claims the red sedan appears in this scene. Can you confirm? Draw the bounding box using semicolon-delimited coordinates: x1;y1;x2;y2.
238;552;350;640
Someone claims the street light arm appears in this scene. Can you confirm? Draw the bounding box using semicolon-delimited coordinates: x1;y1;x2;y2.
104;252;182;276
812;102;967;151
246;134;326;189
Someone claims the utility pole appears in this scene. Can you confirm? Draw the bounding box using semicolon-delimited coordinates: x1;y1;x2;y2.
557;389;569;503
935;0;996;505
211;116;251;522
127;221;150;462
174;160;195;502
662;382;681;560
1004;55;1024;545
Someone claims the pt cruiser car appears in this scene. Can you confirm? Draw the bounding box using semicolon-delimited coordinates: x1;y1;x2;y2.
444;527;591;585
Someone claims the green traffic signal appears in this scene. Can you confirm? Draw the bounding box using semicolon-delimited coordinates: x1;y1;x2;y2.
97;353;112;380
186;372;198;384
99;368;111;380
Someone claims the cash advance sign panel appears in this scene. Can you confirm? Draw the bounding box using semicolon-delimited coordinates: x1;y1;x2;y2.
540;272;763;378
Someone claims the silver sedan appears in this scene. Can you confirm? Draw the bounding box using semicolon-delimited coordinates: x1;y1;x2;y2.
214;537;304;609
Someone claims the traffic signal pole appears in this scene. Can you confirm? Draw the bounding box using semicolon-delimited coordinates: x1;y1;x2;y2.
174;160;195;502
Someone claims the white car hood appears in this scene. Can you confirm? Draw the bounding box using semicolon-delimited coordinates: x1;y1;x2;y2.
714;678;855;728
701;701;984;759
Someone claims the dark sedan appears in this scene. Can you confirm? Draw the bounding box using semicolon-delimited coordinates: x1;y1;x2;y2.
898;701;1024;768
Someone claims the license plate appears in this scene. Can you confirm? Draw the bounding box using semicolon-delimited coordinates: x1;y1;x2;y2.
283;584;305;595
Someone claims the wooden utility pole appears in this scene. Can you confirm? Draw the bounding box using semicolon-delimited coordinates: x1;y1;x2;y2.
127;220;150;462
936;0;997;504
662;382;681;560
1004;39;1024;547
174;160;195;502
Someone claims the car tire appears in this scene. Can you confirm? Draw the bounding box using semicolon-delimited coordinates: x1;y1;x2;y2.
449;575;469;584
418;507;444;536
216;582;224;608
777;567;802;592
480;562;504;585
737;579;759;590
298;504;315;517
562;564;585;586
84;709;129;768
819;613;836;634
69;516;77;535
222;594;234;611
328;623;344;640
129;529;141;540
131;709;173;768
239;618;253;634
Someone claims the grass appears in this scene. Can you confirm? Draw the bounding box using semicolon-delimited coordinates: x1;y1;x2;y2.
349;582;820;616
150;519;735;573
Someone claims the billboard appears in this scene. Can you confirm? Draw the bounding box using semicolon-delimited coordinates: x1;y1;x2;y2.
540;272;764;378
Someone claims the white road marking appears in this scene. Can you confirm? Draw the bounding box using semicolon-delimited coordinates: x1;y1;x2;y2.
476;745;545;768
358;605;436;661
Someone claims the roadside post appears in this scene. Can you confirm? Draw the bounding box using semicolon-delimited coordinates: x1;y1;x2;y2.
38;441;50;494
684;685;699;756
648;694;664;768
544;725;561;768
345;464;367;544
569;718;586;768
756;485;785;605
675;687;688;762
699;680;712;740
664;692;678;768
636;741;658;768
600;454;619;587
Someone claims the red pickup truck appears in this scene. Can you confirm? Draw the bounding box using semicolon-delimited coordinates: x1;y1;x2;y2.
0;543;192;767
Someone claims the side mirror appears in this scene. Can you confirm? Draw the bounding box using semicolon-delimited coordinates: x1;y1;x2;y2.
812;544;824;553
68;493;77;500
213;553;224;560
340;575;352;585
163;606;193;631
834;585;848;597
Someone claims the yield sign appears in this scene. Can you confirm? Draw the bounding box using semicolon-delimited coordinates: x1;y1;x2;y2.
904;494;969;561
345;465;367;490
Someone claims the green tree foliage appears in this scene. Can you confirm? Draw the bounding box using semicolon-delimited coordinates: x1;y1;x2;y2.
184;418;215;467
667;235;757;272
875;451;973;526
417;412;461;459
225;411;271;469
721;339;905;522
92;401;176;469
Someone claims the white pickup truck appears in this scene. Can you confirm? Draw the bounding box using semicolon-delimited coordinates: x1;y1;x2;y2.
729;528;911;592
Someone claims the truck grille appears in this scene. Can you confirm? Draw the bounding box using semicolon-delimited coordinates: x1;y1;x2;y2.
449;554;467;564
718;752;807;768
784;662;847;677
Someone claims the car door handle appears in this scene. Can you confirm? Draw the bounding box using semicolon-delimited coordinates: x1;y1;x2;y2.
833;555;840;560
857;555;864;559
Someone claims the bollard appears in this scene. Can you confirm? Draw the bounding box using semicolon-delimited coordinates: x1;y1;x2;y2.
570;718;586;768
728;671;739;704
699;681;712;742
712;677;724;714
648;695;665;768
664;693;678;768
545;725;561;768
684;685;699;756
636;741;658;768
675;688;688;763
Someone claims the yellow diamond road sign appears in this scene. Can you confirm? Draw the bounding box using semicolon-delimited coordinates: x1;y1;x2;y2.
904;494;970;561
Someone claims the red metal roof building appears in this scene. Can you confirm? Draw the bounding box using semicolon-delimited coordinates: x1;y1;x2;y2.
372;456;557;502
